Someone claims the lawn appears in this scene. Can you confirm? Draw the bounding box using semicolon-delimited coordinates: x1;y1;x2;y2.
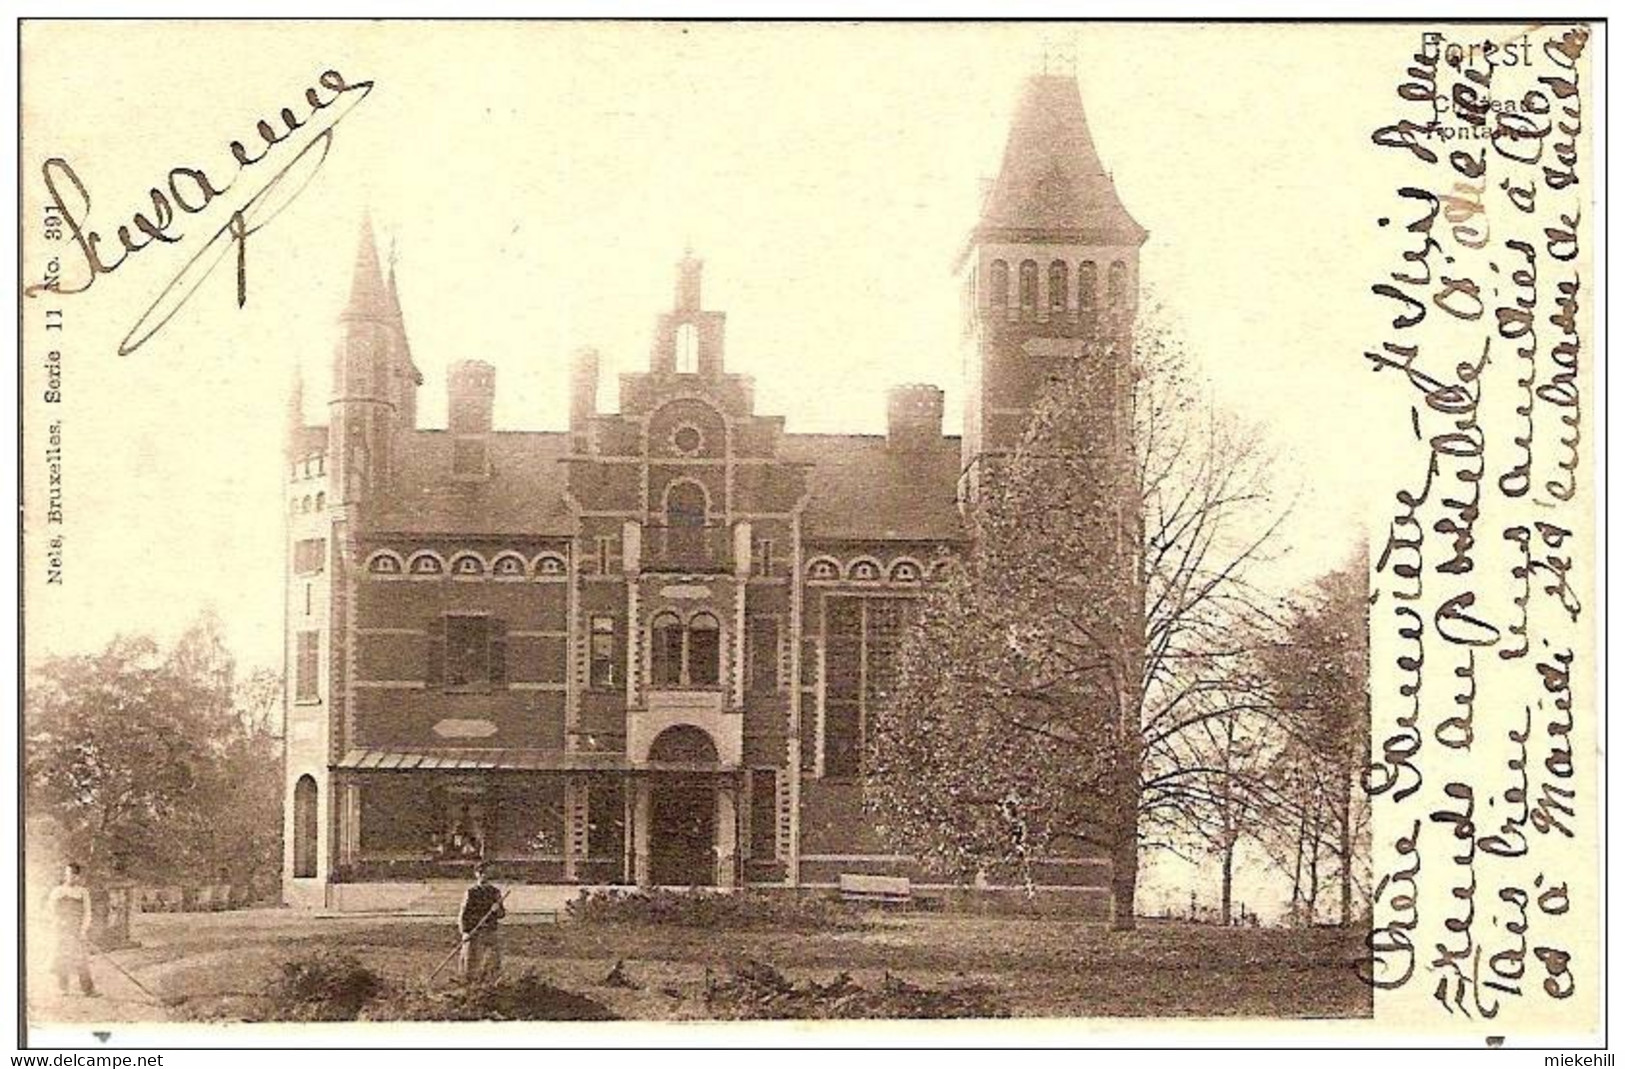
29;908;1373;1023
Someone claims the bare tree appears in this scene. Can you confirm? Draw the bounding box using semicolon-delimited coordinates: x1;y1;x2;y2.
1257;552;1371;925
866;312;1289;928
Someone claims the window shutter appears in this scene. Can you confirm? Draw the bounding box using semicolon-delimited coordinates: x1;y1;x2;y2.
425;617;446;687
488;617;508;687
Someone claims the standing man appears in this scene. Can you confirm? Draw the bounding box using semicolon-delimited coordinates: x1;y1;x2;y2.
457;862;505;982
46;862;97;998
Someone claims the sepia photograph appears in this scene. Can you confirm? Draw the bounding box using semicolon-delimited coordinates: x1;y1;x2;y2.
15;16;1601;1050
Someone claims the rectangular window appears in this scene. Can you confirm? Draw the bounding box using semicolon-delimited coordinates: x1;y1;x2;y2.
800;636;820;773
596;536;616;576
359;778;439;857
432;615;507;689
750;769;778;861
820;597;916;780
293;538;325;575
587;778;626;862
490;779;565;857
295;631;320;702
753;538;774;577
748;616;779;694
589;615;618;689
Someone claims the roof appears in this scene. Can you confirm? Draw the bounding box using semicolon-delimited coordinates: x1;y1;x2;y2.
359;425;968;544
782;433;967;543
338;747;736;774
976;74;1146;245
364;430;575;536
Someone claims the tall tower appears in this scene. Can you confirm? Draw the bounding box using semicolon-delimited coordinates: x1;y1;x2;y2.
959;73;1146;506
329;218;421;504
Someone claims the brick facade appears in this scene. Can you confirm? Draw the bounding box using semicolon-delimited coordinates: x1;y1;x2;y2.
283;74;1141;914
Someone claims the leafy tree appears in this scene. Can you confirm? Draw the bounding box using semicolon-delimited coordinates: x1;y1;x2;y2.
867;315;1285;928
25;614;284;891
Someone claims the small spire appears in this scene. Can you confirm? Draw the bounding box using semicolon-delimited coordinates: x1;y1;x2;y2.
676;248;703;310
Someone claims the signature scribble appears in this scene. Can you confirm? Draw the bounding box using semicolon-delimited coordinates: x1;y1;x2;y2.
24;69;374;355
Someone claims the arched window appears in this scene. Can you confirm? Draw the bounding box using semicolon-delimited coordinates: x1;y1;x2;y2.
293;774;318;878
849;560;881;582
666;481;707;527
1079;261;1098;314
534;553;566;577
807;558;839;581
366;551;404;576
688;613;721;686
1018;260;1039;312
492;553;526;579
1049;260;1068;310
651;612;684;686
301;495;313;513
314;492;326;510
408;552;444;577
890;560;922;583
1109;260;1128;308
451;553;486;578
675;323;699;374
988;260;1009;310
649;611;722;687
665;480;708;563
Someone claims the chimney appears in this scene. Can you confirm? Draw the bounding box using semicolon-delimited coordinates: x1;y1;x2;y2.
570;347;600;428
448;360;495;434
887;384;944;450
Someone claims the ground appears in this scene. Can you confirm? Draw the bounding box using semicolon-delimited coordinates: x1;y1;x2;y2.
26;908;1373;1025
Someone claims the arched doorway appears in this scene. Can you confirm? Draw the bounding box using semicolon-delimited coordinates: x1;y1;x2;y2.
293;775;319;878
648;726;718;887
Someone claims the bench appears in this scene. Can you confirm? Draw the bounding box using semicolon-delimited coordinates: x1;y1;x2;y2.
838;873;912;907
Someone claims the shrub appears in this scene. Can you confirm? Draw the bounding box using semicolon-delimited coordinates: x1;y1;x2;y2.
565;888;868;931
365;971;618;1022
260;953;617;1022
263;951;385;1021
704;960;1010;1020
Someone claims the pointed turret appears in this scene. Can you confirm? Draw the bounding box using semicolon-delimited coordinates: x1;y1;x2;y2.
975;74;1145;246
341;216;391;322
330;217;415;501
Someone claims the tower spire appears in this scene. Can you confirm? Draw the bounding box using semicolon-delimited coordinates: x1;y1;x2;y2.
342;214;390;321
976;74;1145;245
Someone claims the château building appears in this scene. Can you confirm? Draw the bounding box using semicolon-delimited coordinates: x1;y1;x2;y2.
281;72;1144;914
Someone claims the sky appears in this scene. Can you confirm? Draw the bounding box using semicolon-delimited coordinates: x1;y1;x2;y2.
22;21;1408;683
